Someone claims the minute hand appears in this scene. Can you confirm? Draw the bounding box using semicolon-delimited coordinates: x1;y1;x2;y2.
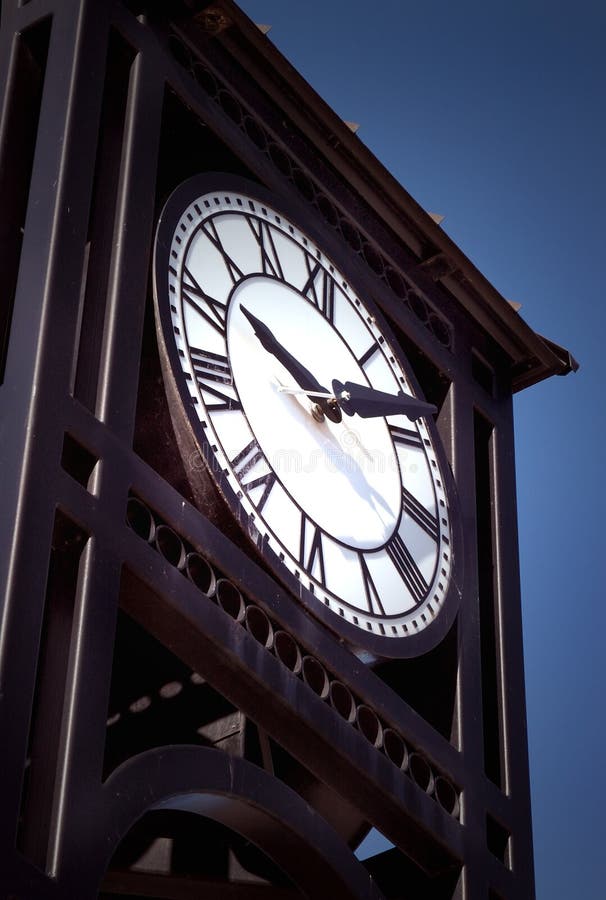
332;379;437;420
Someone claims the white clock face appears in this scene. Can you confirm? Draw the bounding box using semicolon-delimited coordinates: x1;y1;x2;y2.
154;179;454;643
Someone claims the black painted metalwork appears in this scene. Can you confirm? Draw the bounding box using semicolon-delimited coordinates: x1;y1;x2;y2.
0;0;572;896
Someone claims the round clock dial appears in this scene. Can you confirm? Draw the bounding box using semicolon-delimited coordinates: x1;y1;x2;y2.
154;175;457;653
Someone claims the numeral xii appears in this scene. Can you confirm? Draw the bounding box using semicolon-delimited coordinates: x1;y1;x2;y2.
246;216;284;278
200;218;243;284
302;257;335;323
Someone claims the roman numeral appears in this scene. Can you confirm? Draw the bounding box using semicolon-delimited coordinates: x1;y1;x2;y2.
402;487;439;541
357;341;380;368
386;534;429;606
231;439;263;478
182;265;227;336
359;553;385;615
301;257;335;323
389;424;424;450
189;346;240;411
245;471;277;513
299;516;327;587
200;218;244;284
246;217;284;279
230;440;276;512
188;346;231;384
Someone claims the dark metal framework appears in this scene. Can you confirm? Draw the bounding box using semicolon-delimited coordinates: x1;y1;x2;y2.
0;1;570;897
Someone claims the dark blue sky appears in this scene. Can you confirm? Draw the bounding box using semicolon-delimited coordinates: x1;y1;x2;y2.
237;1;605;896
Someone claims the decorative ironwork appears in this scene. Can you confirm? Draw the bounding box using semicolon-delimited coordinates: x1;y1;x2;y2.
0;1;541;895
126;493;461;821
166;29;455;352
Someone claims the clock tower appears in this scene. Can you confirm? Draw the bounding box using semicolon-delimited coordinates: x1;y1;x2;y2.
0;1;576;898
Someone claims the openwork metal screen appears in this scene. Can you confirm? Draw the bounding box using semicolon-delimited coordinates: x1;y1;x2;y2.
0;2;535;897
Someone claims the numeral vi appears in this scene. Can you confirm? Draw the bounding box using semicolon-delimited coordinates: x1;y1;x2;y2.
299;515;327;588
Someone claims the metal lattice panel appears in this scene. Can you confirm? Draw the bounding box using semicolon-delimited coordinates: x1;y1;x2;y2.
0;1;537;897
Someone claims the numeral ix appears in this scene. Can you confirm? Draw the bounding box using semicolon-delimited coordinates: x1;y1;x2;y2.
189;345;241;412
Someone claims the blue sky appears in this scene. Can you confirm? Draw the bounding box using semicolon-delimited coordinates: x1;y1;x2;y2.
237;1;605;896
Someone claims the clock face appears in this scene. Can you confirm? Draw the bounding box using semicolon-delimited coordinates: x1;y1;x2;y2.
153;174;459;655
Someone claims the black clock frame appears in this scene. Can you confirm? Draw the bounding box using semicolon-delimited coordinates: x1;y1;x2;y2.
153;171;463;660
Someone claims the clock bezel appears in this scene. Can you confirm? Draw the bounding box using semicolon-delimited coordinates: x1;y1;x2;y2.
153;172;462;659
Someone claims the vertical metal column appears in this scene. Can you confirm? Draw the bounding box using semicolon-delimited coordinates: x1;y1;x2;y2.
0;0;109;888
54;41;166;891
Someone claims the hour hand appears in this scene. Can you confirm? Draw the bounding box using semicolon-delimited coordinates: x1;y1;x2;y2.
332;379;437;420
240;305;321;388
241;305;342;422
